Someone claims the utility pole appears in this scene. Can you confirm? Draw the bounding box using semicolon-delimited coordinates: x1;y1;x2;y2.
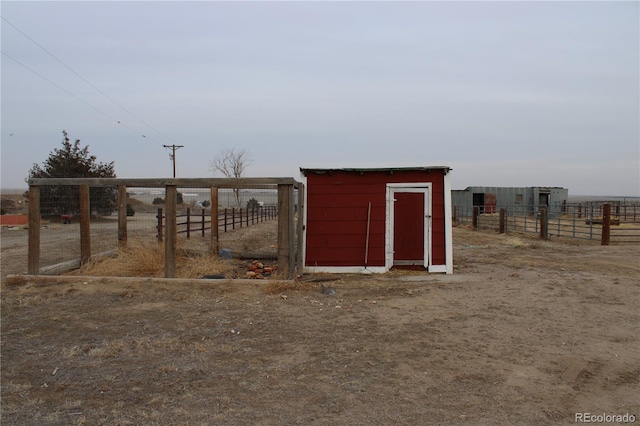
163;144;184;178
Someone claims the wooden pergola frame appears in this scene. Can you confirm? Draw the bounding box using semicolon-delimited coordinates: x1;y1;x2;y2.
28;177;304;279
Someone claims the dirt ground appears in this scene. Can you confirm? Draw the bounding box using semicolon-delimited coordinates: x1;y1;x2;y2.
1;226;639;425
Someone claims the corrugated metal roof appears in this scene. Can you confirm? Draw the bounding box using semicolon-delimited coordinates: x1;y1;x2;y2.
300;166;451;175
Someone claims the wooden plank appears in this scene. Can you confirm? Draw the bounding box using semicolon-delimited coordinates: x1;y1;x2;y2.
539;208;548;240
27;186;41;274
277;184;295;278
118;184;127;248
296;183;304;276
306;219;381;235
29;177;300;188
305;246;385;265
472;206;479;229
306;206;378;221
79;185;91;265
165;185;177;278
39;250;117;275
287;185;295;277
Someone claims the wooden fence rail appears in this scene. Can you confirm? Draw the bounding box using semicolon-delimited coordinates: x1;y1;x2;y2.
27;178;301;278
156;205;278;242
456;203;639;245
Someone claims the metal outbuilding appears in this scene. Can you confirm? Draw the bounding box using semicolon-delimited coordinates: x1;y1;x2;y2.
452;186;568;215
300;166;453;274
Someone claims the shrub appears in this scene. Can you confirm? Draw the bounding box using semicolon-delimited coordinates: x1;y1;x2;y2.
126;204;135;216
153;192;183;205
247;198;260;210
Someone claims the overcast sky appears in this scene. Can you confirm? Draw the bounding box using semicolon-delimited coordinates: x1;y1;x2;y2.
1;1;638;195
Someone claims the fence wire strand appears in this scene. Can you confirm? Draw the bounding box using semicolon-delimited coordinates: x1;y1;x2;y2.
454;202;640;244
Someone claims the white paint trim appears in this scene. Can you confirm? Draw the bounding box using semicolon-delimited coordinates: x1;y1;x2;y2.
428;265;448;273
385;183;432;272
300;172;308;271
443;171;454;274
302;266;387;274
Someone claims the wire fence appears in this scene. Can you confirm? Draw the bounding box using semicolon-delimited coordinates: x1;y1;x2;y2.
155;205;277;240
26;179;301;276
155;203;279;258
562;202;640;223
454;202;640;244
36;189;282;270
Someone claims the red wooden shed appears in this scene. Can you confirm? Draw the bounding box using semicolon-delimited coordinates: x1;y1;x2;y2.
300;166;453;274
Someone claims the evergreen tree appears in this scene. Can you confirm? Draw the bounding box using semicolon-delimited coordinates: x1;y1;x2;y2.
27;130;117;216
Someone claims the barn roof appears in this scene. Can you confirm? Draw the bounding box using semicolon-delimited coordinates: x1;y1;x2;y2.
300;166;451;176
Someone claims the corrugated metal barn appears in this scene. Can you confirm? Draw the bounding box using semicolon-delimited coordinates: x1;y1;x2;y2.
300;167;453;274
452;186;568;215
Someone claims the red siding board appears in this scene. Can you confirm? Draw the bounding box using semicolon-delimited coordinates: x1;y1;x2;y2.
306;206;384;222
306;247;385;266
307;220;383;236
309;183;384;195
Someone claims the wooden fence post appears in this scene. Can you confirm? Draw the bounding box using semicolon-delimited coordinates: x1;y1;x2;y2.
211;186;219;255
452;205;457;224
278;184;295;279
79;185;91;265
499;208;506;234
28;185;41;274
201;208;206;237
118;184;127;248
539;208;548;240
165;185;177;278
224;208;228;233
186;208;191;239
232;208;236;230
472;206;479;230
601;203;611;246
157;208;163;242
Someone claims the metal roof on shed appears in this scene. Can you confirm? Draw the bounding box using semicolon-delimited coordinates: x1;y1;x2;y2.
300;166;451;175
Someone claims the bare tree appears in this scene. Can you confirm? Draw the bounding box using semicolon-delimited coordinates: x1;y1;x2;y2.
209;148;252;207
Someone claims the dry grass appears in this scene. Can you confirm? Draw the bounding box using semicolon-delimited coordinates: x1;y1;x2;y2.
2;275;30;287
71;241;237;279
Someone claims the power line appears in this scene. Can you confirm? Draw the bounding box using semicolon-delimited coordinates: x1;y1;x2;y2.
1;50;144;137
1;16;179;145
